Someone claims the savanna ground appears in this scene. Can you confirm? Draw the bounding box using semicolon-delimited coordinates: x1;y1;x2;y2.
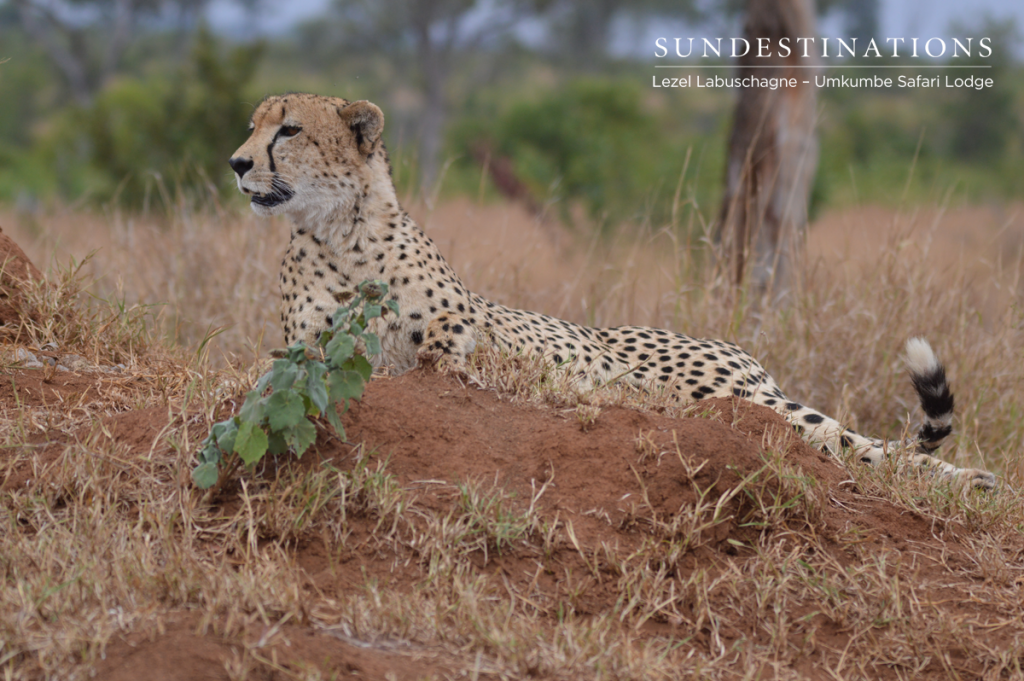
2;195;1024;680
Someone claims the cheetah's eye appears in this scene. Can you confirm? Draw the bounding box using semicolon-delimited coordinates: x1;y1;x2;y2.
279;125;302;138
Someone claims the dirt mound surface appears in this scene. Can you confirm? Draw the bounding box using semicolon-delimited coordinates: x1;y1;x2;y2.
340;370;837;549
326;371;983;595
0;225;42;329
3;361;1021;679
3;228;1023;680
96;612;456;681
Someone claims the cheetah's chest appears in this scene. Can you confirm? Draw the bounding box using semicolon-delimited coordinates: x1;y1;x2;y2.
278;231;472;372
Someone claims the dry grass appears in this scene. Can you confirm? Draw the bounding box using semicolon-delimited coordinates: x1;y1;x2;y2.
6;356;1024;679
1;194;1024;678
4;196;1022;474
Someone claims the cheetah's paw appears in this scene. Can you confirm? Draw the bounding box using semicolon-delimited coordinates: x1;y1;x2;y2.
416;340;470;375
959;467;997;491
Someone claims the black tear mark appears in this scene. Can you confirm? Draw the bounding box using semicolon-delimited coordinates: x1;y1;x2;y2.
267;126;291;173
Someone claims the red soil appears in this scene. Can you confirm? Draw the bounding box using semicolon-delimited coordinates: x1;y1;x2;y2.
7;365;1004;680
0;225;42;330
1;227;1018;680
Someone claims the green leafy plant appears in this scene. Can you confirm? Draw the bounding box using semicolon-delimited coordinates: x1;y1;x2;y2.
192;280;397;490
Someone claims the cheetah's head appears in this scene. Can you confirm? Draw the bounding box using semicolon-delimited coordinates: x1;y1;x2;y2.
229;93;386;219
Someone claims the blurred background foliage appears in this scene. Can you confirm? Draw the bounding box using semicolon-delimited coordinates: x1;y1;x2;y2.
0;0;1020;221
38;28;263;207
451;79;694;229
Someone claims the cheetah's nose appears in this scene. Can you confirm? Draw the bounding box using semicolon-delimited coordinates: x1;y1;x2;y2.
229;156;254;178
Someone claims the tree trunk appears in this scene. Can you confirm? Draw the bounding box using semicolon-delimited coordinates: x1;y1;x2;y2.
417;72;447;199
413;11;450;200
715;0;818;295
102;0;135;84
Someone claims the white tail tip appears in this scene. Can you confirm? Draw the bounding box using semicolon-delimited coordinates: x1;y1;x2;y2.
904;337;939;376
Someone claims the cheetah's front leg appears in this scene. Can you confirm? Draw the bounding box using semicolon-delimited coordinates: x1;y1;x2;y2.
841;438;996;490
790;410;997;490
416;313;478;372
905;450;997;489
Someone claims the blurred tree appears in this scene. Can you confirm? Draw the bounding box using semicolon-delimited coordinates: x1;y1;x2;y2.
944;19;1020;162
719;0;875;41
10;0;216;104
840;0;878;45
48;26;263;205
486;79;661;226
329;0;546;196
543;0;698;66
715;0;819;294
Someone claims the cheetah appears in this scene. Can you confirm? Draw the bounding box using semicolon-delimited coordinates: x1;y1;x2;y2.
229;93;995;490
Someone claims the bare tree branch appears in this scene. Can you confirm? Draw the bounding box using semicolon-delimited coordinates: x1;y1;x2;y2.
332;0;541;196
103;0;135;79
13;0;92;103
12;0;204;104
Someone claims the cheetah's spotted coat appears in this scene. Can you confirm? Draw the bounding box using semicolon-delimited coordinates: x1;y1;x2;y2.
229;93;995;490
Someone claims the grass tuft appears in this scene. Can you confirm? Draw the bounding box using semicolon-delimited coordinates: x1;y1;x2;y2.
1;196;1024;678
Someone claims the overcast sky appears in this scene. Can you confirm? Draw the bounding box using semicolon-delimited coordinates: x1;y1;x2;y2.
880;0;1021;37
207;0;1024;59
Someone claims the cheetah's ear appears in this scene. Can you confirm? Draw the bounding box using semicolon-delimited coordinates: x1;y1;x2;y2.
339;100;384;156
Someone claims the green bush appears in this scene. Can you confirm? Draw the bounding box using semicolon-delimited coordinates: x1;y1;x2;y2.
468;80;666;227
43;27;263;207
193;281;397;491
943;21;1020;163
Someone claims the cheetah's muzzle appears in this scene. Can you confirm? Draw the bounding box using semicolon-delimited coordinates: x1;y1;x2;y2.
251;178;295;208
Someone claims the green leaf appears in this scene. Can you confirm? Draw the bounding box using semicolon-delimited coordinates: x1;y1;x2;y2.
351;355;373;382
305;363;328;414
210;419;230;440
255;370;273;394
267;430;288;455
324;405;346;441
325;333;356;367
266;390;306;431
385;300;400;316
198;441;221;465
363;303;382;320
301;392;318;417
192;461;220;489
239;390;265;424
329;306;348;332
269;360;300;392
363;332;381;356
286;419;318;458
213;419;238;455
327;370;365;402
234;420;269;465
286;344;308;364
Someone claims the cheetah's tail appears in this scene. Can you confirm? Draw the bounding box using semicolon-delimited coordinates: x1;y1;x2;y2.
904;338;954;453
